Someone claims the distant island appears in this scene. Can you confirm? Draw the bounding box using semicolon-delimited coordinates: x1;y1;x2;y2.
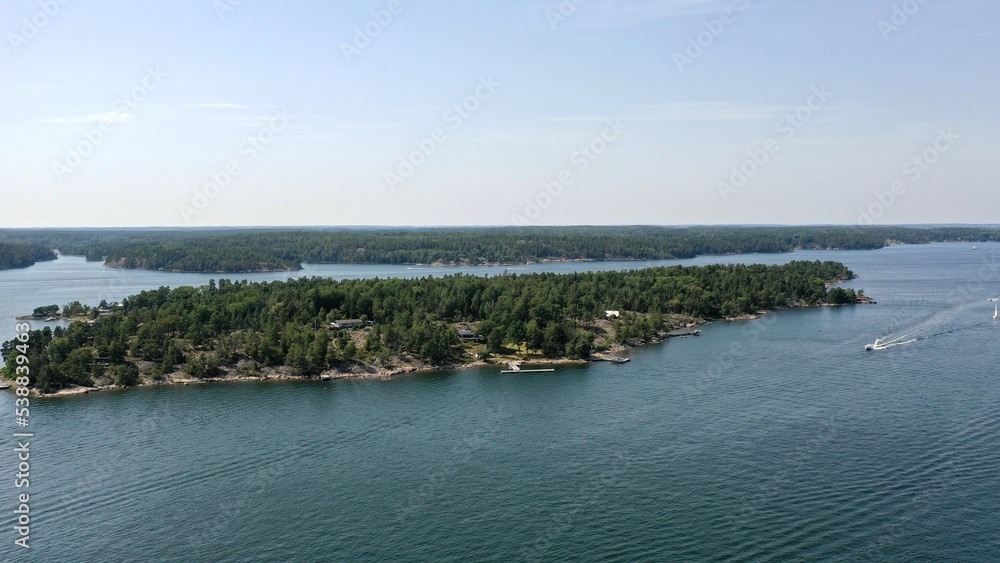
0;225;998;273
15;301;123;323
0;241;57;270
2;260;864;395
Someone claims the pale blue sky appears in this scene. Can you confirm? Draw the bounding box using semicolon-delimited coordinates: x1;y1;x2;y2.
2;0;997;227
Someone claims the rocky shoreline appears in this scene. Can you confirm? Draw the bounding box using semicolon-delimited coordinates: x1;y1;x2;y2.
26;356;596;398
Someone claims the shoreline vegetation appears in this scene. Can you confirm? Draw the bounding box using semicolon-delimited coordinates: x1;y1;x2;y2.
2;260;865;397
0;241;58;270
14;302;119;324
0;225;998;273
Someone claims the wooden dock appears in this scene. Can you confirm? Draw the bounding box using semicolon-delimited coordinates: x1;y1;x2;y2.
501;361;555;374
591;354;630;363
665;328;701;337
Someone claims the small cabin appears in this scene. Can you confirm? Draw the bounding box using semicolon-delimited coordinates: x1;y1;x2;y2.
605;310;620;319
332;319;364;329
457;328;478;341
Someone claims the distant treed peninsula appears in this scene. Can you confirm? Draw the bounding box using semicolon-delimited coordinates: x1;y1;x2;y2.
0;226;998;273
3;260;858;393
0;242;57;270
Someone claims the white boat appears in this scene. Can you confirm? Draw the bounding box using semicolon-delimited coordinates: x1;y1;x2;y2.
972;245;978;250
994;303;998;321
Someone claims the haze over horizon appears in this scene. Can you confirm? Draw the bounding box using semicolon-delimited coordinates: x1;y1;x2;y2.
3;0;998;228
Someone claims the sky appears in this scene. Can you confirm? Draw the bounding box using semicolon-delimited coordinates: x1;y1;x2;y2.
1;0;998;228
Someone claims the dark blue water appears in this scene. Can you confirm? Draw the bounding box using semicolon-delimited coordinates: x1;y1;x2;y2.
1;244;998;561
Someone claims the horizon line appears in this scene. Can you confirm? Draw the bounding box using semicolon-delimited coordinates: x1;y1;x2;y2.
3;223;1000;231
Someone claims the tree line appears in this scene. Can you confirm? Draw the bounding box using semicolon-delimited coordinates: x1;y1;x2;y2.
2;260;858;392
1;226;998;273
0;242;56;270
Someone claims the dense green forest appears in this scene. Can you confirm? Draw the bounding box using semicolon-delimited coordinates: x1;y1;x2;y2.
1;226;998;273
2;260;858;392
0;242;57;270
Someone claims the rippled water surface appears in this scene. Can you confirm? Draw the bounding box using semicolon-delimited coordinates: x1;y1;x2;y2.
1;244;998;561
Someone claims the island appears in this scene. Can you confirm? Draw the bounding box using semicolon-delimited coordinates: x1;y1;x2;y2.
1;225;999;273
1;260;865;395
15;301;124;322
0;242;57;270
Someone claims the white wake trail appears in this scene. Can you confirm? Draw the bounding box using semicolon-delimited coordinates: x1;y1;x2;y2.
873;338;918;350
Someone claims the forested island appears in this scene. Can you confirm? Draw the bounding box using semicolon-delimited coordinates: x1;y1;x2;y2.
1;225;998;273
2;260;861;394
0;242;57;270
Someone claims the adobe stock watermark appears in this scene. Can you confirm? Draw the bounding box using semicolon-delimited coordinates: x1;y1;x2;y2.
878;0;929;41
341;0;405;63
717;85;833;202
179;108;292;222
7;0;71;54
673;0;750;73
214;0;247;21
519;454;627;559
857;126;959;225
51;66;168;182
384;75;499;192
545;0;586;30
510;118;626;225
395;401;512;527
188;444;300;549
685;314;777;404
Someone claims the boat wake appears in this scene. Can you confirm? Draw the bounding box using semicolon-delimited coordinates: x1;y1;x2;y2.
866;298;1000;351
869;319;995;350
868;334;918;350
